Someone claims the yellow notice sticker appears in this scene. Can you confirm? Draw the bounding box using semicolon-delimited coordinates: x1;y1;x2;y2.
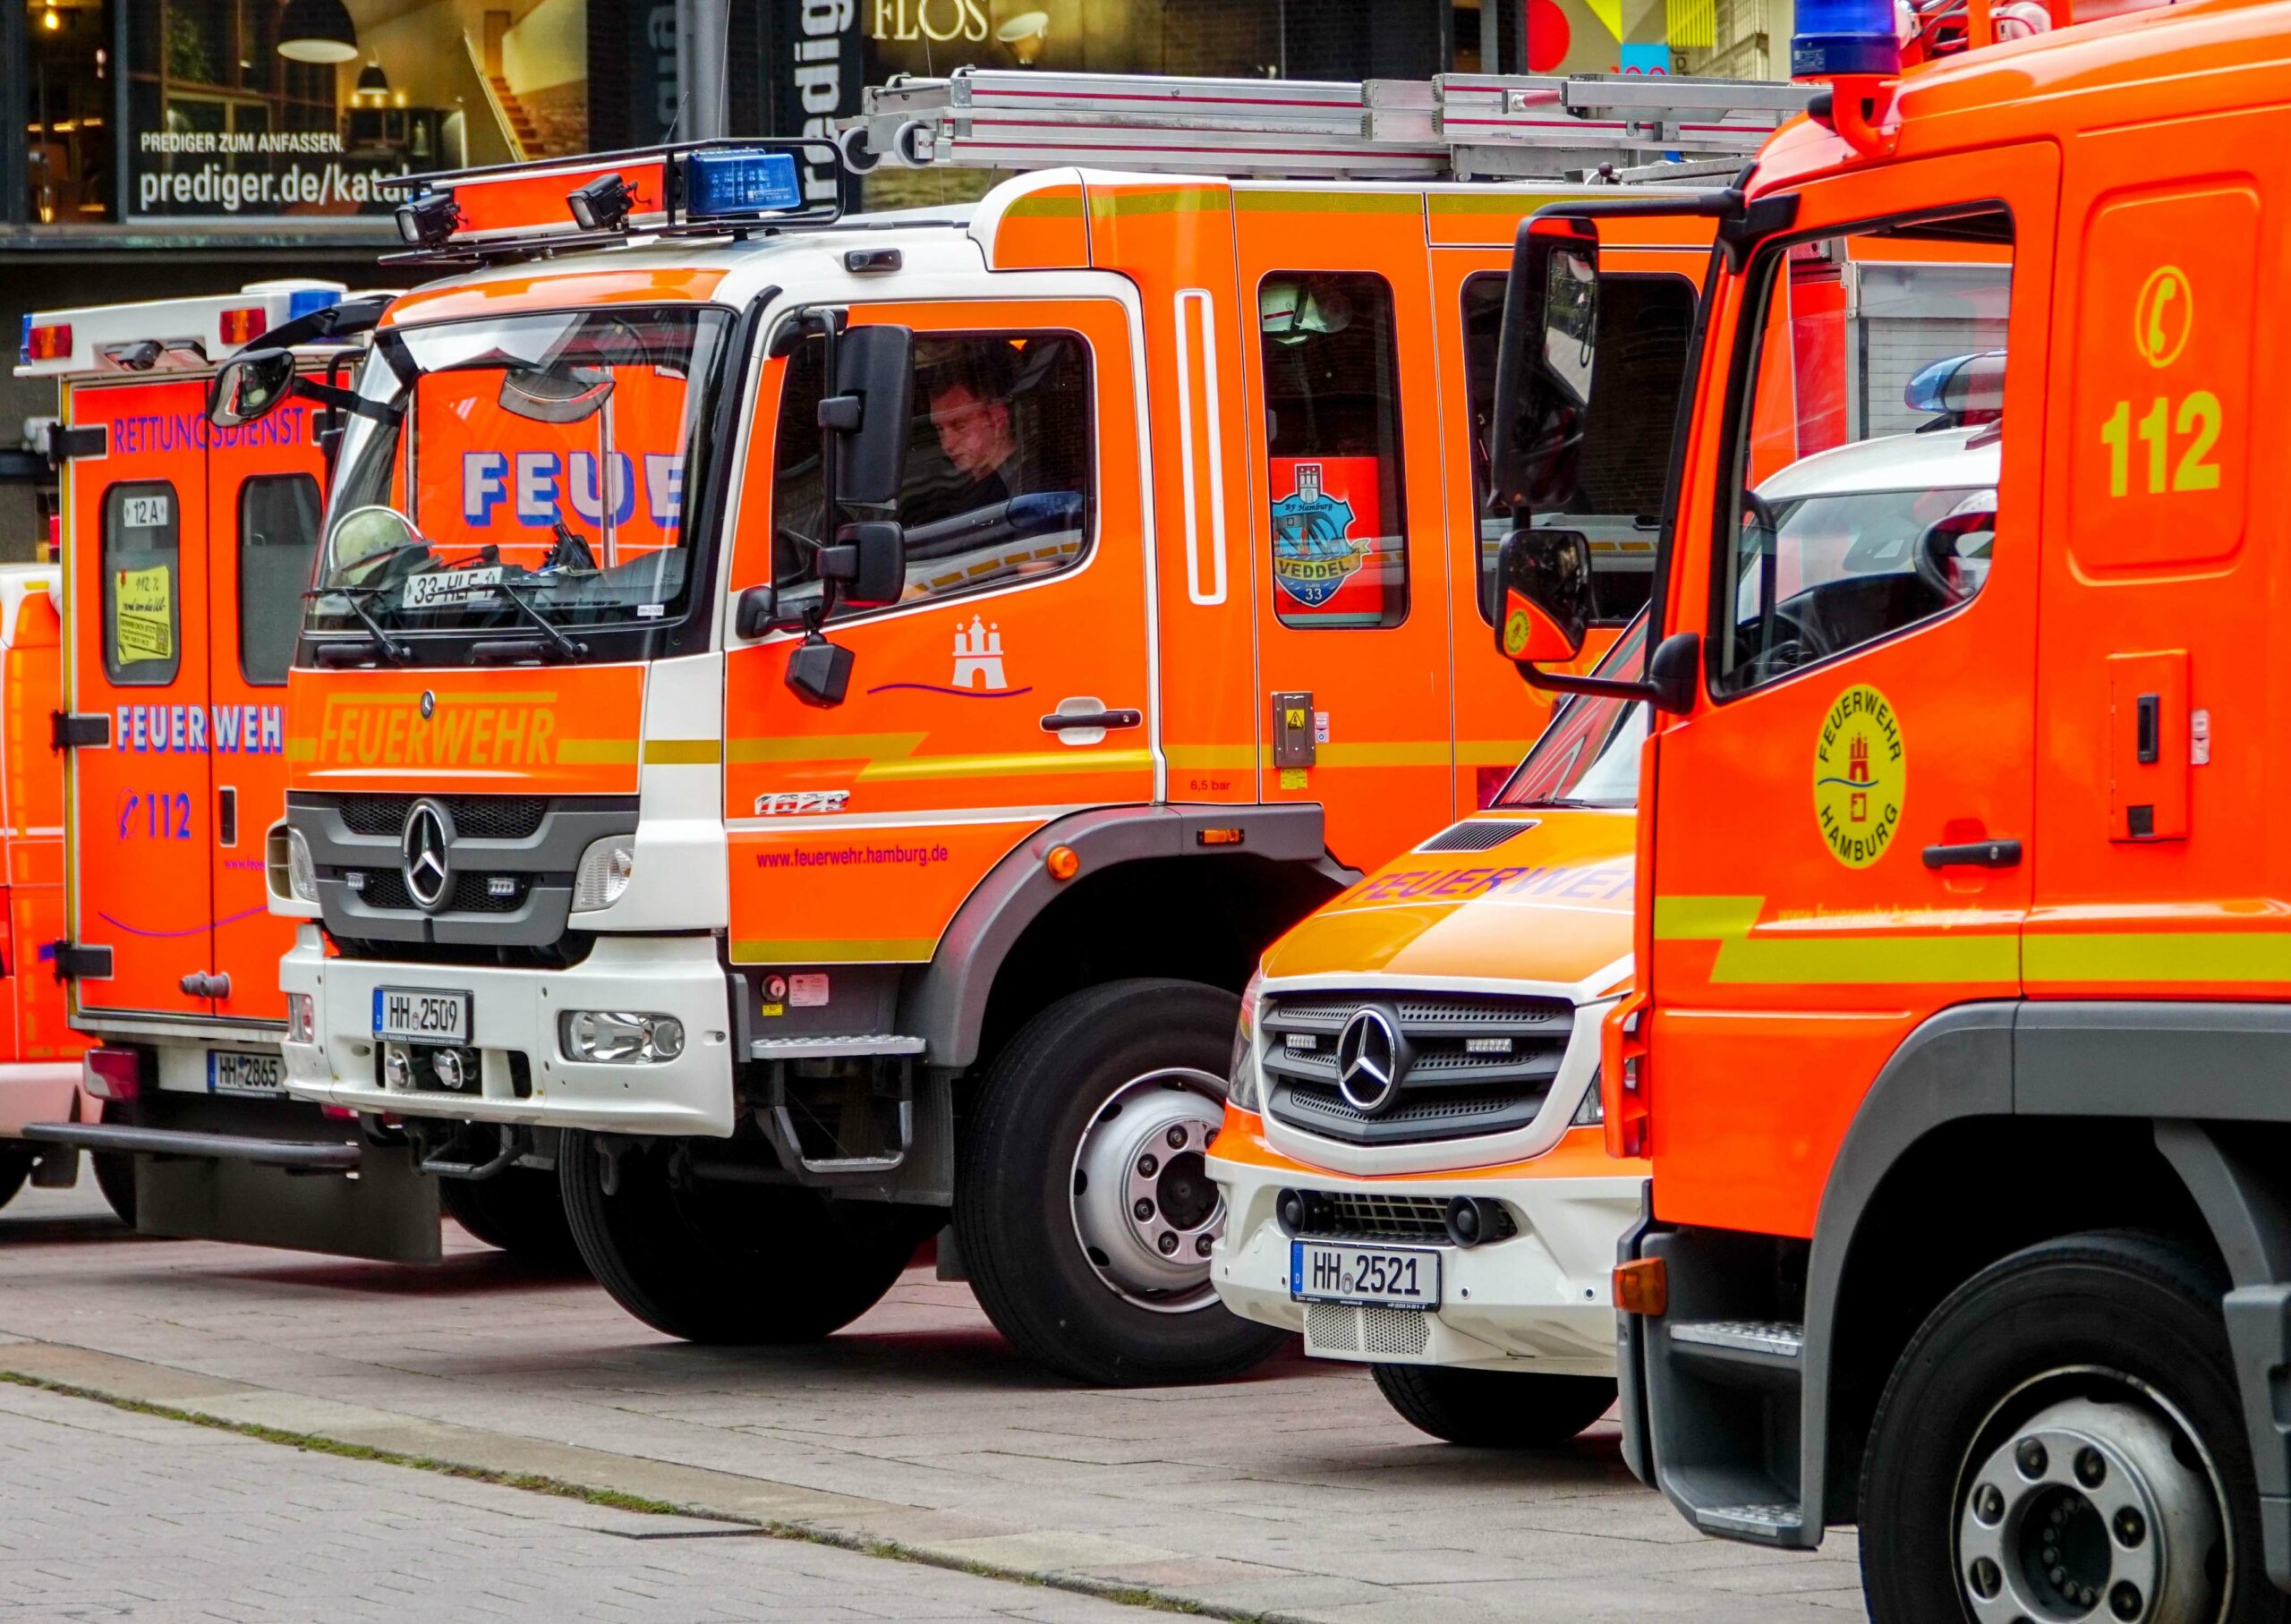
1812;684;1903;869
113;566;174;664
1279;767;1308;790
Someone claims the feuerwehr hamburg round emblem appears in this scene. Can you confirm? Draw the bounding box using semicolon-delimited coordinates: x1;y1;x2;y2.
1335;1007;1403;1115
401;799;454;911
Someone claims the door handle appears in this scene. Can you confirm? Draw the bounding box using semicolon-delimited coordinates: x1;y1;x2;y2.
1040;708;1143;734
179;972;231;999
1921;838;2023;871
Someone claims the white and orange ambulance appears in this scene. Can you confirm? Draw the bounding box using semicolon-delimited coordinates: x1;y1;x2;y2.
10;285;459;1261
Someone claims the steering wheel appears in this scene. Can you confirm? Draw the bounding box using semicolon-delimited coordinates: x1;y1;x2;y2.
1738;591;1829;685
1913;515;1987;604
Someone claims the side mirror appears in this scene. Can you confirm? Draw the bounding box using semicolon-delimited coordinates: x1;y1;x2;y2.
786;635;855;709
825;325;914;510
1493;528;1594;665
206;348;298;429
736;582;779;641
1489;218;1600;513
823;520;906;608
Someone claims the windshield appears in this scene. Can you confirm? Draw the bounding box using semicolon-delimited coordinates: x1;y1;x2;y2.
309;306;733;646
1741;483;1995;618
1496;613;1649;810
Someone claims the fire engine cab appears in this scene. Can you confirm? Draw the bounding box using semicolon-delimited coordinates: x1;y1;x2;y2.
13;284;447;1261
226;74;1810;1384
1493;0;2291;1614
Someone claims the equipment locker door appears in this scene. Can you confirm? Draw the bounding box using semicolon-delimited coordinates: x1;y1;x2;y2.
722;293;1155;970
1643;149;2057;1237
207;421;323;1024
1234;187;1453;865
64;377;217;1018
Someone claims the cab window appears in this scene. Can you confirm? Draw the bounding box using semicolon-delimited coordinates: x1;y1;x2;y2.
1463;273;1693;625
1710;210;2013;698
1497;613;1649;808
239;474;322;684
771;328;1094;617
1259;271;1407;629
102;480;181;685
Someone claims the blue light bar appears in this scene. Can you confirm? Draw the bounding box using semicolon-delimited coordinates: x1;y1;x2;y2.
1792;0;1903;77
1904;350;2006;421
685;149;804;220
287;287;338;322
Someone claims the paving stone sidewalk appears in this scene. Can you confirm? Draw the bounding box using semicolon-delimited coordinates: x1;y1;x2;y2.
0;1184;1868;1621
0;1377;1154;1622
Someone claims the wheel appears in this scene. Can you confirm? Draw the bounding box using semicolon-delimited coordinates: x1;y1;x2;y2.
957;979;1290;1387
439;1168;586;1271
559;1131;933;1344
1861;1230;2278;1624
92;1101;135;1227
0;1145;32;1212
1370;1363;1617;1448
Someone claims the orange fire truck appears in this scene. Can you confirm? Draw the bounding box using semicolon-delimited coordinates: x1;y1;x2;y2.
1492;0;2291;1613
0;563;92;1211
221;76;1810;1383
11;284;455;1261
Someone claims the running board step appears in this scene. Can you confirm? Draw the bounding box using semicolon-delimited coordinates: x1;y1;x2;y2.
750;1034;925;1061
1696;1501;1806;1541
21;1121;361;1171
1668;1318;1805;1367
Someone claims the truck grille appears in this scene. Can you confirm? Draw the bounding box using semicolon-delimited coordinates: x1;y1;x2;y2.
1260;991;1572;1146
1289;1191;1516;1245
336;794;549;840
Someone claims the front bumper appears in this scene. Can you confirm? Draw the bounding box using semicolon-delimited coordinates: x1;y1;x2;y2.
1209;1123;1642;1374
0;1062;81;1140
280;928;741;1136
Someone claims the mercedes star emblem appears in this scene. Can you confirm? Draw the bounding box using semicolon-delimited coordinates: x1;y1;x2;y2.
401;798;454;912
1335;1007;1404;1115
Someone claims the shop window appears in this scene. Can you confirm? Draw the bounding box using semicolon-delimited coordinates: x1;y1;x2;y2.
1461;271;1694;625
1711;211;2013;698
238;473;320;684
1258;272;1408;629
25;0;115;223
103;481;181;685
771;330;1095;617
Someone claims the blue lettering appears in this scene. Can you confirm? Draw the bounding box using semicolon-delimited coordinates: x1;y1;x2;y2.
464;452;508;527
645;454;684;528
515;452;561;527
568;452;637;526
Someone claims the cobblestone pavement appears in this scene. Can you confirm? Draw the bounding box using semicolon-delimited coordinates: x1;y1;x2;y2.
0;1183;1866;1622
0;1378;1154;1622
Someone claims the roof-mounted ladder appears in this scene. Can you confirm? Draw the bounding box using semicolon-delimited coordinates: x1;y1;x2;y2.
843;69;1816;183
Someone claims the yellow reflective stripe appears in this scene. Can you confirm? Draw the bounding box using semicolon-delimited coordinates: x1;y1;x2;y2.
2025;932;2291;984
1164;744;1256;770
285;736;316;762
1457;738;1536;767
556;738;640;764
1237;189;1423;215
726;733;926;764
1427;191;1570;217
642;738;721;765
1004;190;1086;218
1655;894;2017;984
1319;742;1451;768
731;938;938;965
1088;187;1223;218
856;748;1154;783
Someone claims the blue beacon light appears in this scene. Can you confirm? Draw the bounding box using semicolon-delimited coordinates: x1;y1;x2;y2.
685;149;804;219
1792;0;1903;78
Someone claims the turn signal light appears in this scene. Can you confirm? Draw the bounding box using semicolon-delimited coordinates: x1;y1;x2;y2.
218;306;268;346
82;1047;142;1102
1197;828;1244;846
23;322;70;362
1045;845;1080;881
1614;1256;1668;1317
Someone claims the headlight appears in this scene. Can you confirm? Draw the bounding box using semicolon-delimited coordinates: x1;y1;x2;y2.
560;1010;686;1064
572;836;635;912
286;992;316;1045
1228;965;1265;1113
280;826;318;904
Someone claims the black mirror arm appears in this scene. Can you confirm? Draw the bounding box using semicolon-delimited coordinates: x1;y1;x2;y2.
291;377;399;422
1512;630;1699;715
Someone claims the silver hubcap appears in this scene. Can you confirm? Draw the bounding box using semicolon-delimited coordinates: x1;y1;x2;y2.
1069;1067;1226;1313
1958;1388;2224;1624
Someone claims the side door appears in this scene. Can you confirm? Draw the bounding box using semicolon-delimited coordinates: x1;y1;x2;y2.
207;416;324;1025
723;291;1154;971
1233;187;1453;867
64;378;217;1019
1435;232;1706;809
1646;149;2057;1237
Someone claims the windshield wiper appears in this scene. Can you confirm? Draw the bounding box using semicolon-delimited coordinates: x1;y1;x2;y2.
490;575;589;663
305;585;413;665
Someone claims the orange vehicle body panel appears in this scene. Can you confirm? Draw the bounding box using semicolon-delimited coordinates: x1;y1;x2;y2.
379;266;729;329
1639;3;2291;1239
1215;1110;1628;1185
0;585;87;1076
285;663;645;795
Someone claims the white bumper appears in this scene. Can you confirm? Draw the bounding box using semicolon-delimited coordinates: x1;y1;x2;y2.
0;1062;82;1138
1208;1150;1642;1374
279;927;740;1136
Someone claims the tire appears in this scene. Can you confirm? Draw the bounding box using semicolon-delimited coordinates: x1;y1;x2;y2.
1861;1230;2280;1624
0;1146;32;1212
439;1168;587;1271
559;1130;933;1343
1370;1363;1617;1448
92;1101;135;1227
957;979;1290;1387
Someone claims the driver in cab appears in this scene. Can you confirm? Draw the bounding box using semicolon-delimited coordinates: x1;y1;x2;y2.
905;344;1025;528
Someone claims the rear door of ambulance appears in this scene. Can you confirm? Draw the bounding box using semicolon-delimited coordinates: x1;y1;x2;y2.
62;377;217;1022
